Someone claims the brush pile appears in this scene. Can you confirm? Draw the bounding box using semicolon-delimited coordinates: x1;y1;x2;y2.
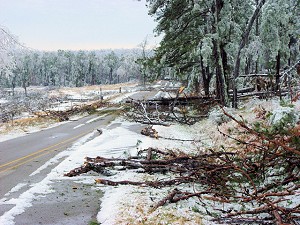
65;106;300;224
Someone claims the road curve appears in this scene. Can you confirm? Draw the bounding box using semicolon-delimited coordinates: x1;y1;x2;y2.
0;113;114;197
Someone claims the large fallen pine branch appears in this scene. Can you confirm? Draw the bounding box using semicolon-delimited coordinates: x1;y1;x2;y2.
65;108;300;224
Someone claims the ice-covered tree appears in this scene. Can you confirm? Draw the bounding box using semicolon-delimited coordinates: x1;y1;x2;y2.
145;0;236;104
73;51;87;87
0;26;19;89
87;51;97;85
0;26;16;70
135;37;155;84
103;51;121;84
145;0;299;106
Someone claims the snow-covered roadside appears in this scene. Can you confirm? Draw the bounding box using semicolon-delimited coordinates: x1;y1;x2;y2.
0;87;133;143
95;97;300;225
0;115;211;225
2;96;299;225
94;119;221;225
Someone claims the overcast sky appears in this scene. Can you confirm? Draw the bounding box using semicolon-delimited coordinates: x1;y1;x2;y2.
0;0;159;51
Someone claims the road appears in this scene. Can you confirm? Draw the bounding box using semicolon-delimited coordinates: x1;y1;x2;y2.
0;90;159;224
0;111;116;224
0;113;112;177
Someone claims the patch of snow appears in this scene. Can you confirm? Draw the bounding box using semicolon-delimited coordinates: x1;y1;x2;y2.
97;186;131;224
4;183;27;197
268;106;299;126
152;90;176;99
0;99;9;104
208;107;234;125
0;179;55;225
109;91;139;103
69;113;88;121
152;80;182;90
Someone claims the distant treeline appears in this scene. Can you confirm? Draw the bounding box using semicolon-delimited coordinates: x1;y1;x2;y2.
0;49;152;94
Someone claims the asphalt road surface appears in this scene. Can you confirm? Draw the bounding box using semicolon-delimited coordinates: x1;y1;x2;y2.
0;112;115;224
0;90;159;224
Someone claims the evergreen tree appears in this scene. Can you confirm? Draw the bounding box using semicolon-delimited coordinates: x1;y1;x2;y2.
145;0;300;107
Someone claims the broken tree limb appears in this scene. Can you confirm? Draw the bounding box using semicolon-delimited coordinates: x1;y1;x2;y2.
125;95;215;126
95;177;194;188
65;107;300;224
141;126;159;139
141;126;207;142
220;106;300;156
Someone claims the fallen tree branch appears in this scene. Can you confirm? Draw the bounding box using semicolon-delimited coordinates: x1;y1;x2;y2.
65;107;300;224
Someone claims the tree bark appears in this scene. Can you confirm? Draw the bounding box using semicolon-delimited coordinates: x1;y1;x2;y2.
214;44;226;105
109;67;113;84
232;0;266;108
212;0;228;106
275;51;281;98
200;56;211;96
202;67;211;96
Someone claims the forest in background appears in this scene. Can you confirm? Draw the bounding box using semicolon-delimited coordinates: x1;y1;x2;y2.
0;0;299;105
0;48;152;95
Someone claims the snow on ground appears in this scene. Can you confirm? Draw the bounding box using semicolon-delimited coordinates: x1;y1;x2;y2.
152;90;177;100
108;91;140;103
1;89;299;224
0;99;8;104
0;116;212;225
152;80;182;90
94;119;218;224
4;183;27;197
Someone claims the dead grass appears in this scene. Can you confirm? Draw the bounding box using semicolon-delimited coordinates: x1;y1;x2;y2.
55;83;138;93
0;116;57;135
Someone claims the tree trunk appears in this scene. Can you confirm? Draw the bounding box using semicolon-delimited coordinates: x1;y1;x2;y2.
255;0;260;76
194;77;200;94
232;0;266;108
214;52;225;104
245;57;251;75
220;43;229;97
109;67;113;84
23;83;27;96
275;51;281;97
91;72;96;85
212;0;228;106
201;59;211;96
11;75;16;96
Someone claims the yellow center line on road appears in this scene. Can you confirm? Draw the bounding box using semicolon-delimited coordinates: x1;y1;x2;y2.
0;129;94;173
0;145;65;173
